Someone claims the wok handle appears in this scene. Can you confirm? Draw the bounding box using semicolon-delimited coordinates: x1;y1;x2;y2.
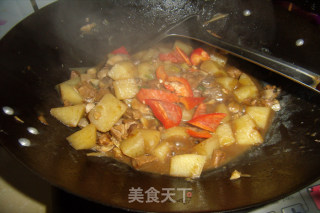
165;15;320;93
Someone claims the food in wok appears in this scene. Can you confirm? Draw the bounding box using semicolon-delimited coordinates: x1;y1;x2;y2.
50;40;280;178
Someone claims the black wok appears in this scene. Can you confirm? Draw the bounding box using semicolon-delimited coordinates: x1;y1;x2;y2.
1;0;320;212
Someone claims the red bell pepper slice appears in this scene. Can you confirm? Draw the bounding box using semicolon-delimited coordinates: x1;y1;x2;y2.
166;76;193;97
188;113;226;132
144;99;182;129
175;46;192;66
111;46;129;55
190;48;210;66
193;103;207;118
186;129;212;138
156;65;168;82
179;97;205;110
136;88;179;103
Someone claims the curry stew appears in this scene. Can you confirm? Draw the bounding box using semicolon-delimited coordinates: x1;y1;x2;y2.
50;41;280;178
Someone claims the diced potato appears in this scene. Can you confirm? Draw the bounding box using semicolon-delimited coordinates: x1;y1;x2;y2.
233;114;263;145
233;85;258;103
246;106;272;129
140;48;159;61
80;73;95;82
66;124;96;150
120;131;145;158
170;154;206;178
193;135;220;159
137;62;156;80
133;129;161;154
152;141;171;162
161;126;188;140
214;103;230;122
200;60;227;77
210;51;227;67
88;94;127;132
107;54;129;66
108;61;137;80
215;77;238;91
60;83;83;105
216;123;236;147
50;104;85;127
174;40;193;55
239;73;255;86
113;78;139;100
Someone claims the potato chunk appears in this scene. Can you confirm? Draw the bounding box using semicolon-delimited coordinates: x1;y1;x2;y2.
108;61;136;80
133;129;160;154
152;141;171;162
239;73;255;86
233;85;258;103
88;94;127;132
215;77;238;91
113;78;139;100
246;106;272;129
120;131;145;158
66;124;96;150
214;103;230;122
137;62;156;80
161;126;189;140
200;60;227;77
170;154;206;178
193;135;220;159
50;104;85;127
60;83;83;105
174;40;193;55
216;123;236;147
233;114;263;145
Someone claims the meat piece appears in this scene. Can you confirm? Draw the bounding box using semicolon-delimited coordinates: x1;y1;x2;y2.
70;70;80;79
110;119;140;141
110;124;127;141
95;88;110;101
141;79;162;90
124;108;142;120
122;119;141;135
131;99;152;115
181;71;207;90
261;85;281;100
98;133;112;146
77;82;97;102
226;66;242;79
132;155;157;168
99;77;113;89
212;150;226;168
261;85;281;111
202;82;225;102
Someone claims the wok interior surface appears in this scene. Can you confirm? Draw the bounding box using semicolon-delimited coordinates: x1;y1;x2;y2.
0;0;320;212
